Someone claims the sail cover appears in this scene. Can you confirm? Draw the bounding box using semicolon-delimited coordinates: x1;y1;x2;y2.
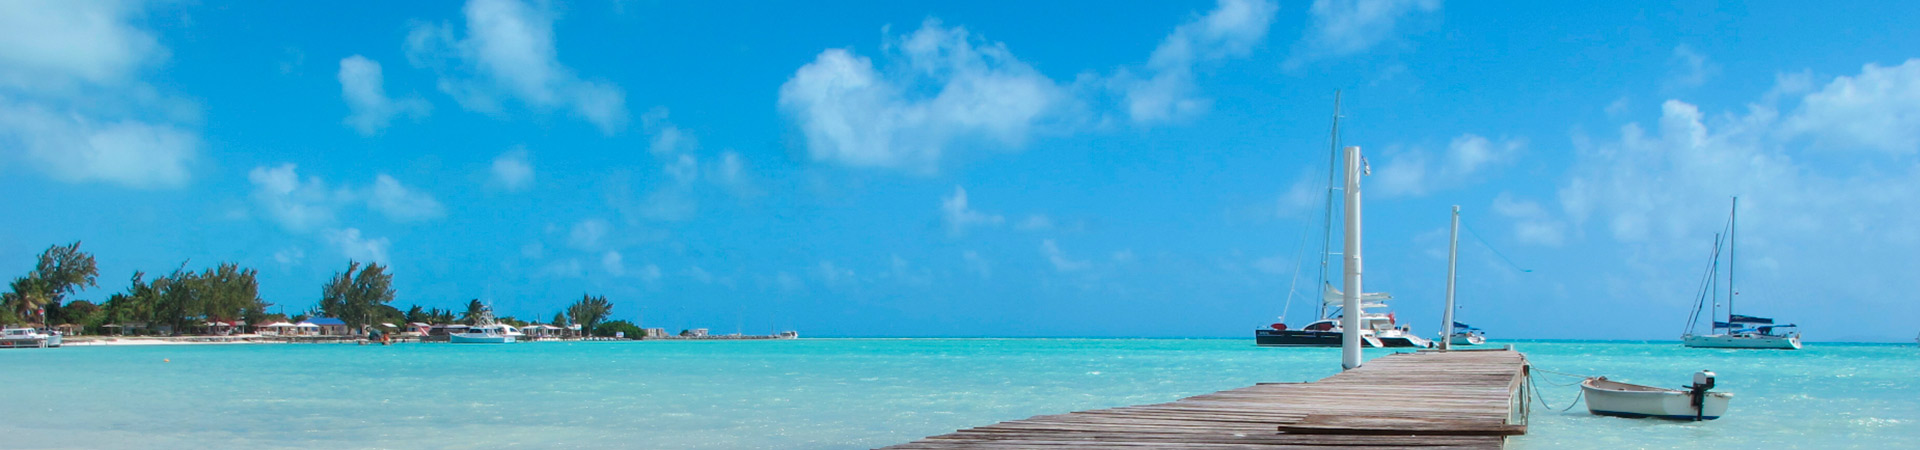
1729;314;1774;324
1452;322;1479;331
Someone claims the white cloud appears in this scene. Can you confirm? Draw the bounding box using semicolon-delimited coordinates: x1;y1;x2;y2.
1117;0;1279;123
339;55;429;135
1;105;198;189
1016;214;1055;231
1373;134;1525;197
960;250;990;276
1490;193;1565;247
567;219;610;250
642;107;697;156
248;165;444;231
710;150;750;190
537;258;584;278
778;19;1066;172
941;186;1004;236
664;154;698;185
816;260;855;286
601;250;625;276
324;228;391;263
406;0;627;134
490;148;534;191
273;248;305;266
1275;175;1323;217
0;1;161;90
638;264;662;283
1288;0;1441;66
1253;255;1293;275
248;164;350;232
962;250;992;279
0;1;200;190
1783;59;1920;154
1111;250;1137;263
1041;239;1091;272
1666;45;1718;90
368;174;446;222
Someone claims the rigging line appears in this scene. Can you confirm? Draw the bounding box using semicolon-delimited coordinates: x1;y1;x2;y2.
1457;219;1532;273
1279;192;1321;323
1684;233;1723;335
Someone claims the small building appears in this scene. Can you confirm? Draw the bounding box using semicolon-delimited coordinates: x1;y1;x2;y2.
679;328;708;337
306;318;349;336
643;328;668;338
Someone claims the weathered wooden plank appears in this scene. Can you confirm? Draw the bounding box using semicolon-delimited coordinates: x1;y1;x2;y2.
880;350;1530;450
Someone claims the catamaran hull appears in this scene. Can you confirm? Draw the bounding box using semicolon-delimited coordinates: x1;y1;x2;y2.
1255;329;1384;348
0;338;54;348
1582;378;1733;420
1682;334;1801;350
1448;334;1485;346
1376;333;1432;348
449;334;516;344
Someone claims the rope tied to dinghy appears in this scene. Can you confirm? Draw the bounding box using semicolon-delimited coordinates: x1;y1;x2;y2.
1528;370;1586;412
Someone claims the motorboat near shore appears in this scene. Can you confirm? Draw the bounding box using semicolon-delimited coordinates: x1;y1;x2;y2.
1582;371;1732;421
1;327;62;349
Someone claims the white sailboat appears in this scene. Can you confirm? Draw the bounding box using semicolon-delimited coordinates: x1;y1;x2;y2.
1682;197;1802;350
1437;205;1485;349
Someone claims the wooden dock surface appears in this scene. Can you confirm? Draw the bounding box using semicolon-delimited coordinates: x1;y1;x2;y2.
884;349;1530;449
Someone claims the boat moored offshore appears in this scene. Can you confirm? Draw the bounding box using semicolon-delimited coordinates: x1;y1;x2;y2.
0;327;61;349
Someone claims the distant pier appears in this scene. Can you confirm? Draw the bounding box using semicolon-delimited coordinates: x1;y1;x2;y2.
885;349;1531;449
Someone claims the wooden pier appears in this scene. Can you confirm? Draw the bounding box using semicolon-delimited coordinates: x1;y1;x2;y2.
885;349;1530;449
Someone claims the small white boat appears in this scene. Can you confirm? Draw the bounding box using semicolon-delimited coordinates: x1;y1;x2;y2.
1;327;61;349
1582;371;1732;421
1682;331;1799;349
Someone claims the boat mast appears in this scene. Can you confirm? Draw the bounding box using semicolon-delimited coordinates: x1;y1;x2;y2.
1341;145;1365;370
1727;196;1737;326
1317;91;1343;320
1440;205;1460;351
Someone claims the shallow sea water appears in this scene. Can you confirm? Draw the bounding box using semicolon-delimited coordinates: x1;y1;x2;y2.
2;339;1913;449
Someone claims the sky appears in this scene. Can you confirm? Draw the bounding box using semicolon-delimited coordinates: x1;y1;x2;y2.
3;0;1919;341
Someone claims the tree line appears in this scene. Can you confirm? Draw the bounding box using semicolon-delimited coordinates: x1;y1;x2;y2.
1;242;639;337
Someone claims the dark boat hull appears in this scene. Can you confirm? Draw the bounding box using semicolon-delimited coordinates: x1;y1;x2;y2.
1256;329;1388;348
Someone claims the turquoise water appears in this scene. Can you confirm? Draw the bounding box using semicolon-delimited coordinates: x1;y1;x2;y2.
2;339;1913;449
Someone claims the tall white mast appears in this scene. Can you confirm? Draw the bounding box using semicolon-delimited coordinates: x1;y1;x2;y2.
1440;205;1460;351
1341;145;1365;370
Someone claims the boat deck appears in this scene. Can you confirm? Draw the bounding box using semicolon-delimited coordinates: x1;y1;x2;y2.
883;349;1531;449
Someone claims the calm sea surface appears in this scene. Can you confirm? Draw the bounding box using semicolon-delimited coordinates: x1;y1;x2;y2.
2;339;1913;449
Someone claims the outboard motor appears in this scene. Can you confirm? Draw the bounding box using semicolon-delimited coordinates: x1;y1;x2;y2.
1688;370;1716;421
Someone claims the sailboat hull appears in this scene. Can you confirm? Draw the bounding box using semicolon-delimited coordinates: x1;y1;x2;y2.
1682;333;1800;349
1255;329;1384;348
1448;333;1486;346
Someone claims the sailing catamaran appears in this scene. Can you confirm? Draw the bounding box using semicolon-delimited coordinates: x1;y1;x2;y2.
1682;197;1802;350
1256;94;1428;349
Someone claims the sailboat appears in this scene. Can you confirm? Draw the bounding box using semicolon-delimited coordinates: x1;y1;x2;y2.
1682;197;1801;350
1256;96;1427;349
1438;206;1485;348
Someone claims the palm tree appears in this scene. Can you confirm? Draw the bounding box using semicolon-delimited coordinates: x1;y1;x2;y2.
4;276;53;324
460;299;486;325
567;294;613;336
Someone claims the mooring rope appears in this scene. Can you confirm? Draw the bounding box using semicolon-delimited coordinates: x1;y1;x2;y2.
1528;371;1587;412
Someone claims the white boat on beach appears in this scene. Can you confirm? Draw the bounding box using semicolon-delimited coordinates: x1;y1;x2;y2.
1;327;61;348
1582;371;1732;421
1681;198;1802;350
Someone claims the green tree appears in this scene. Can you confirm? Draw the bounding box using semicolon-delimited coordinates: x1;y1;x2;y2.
404;305;428;324
567;294;613;336
2;241;100;324
550;311;568;327
459;299;486;325
317;261;394;332
594;320;643;339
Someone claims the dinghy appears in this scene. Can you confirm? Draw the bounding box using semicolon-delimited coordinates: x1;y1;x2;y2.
1582;371;1731;421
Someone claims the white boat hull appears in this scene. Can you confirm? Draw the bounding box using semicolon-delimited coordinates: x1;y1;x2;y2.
449;334;515;344
1582;378;1732;420
1683;333;1800;350
1448;333;1485;346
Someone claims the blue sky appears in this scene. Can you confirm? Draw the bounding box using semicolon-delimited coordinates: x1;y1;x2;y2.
4;0;1919;340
